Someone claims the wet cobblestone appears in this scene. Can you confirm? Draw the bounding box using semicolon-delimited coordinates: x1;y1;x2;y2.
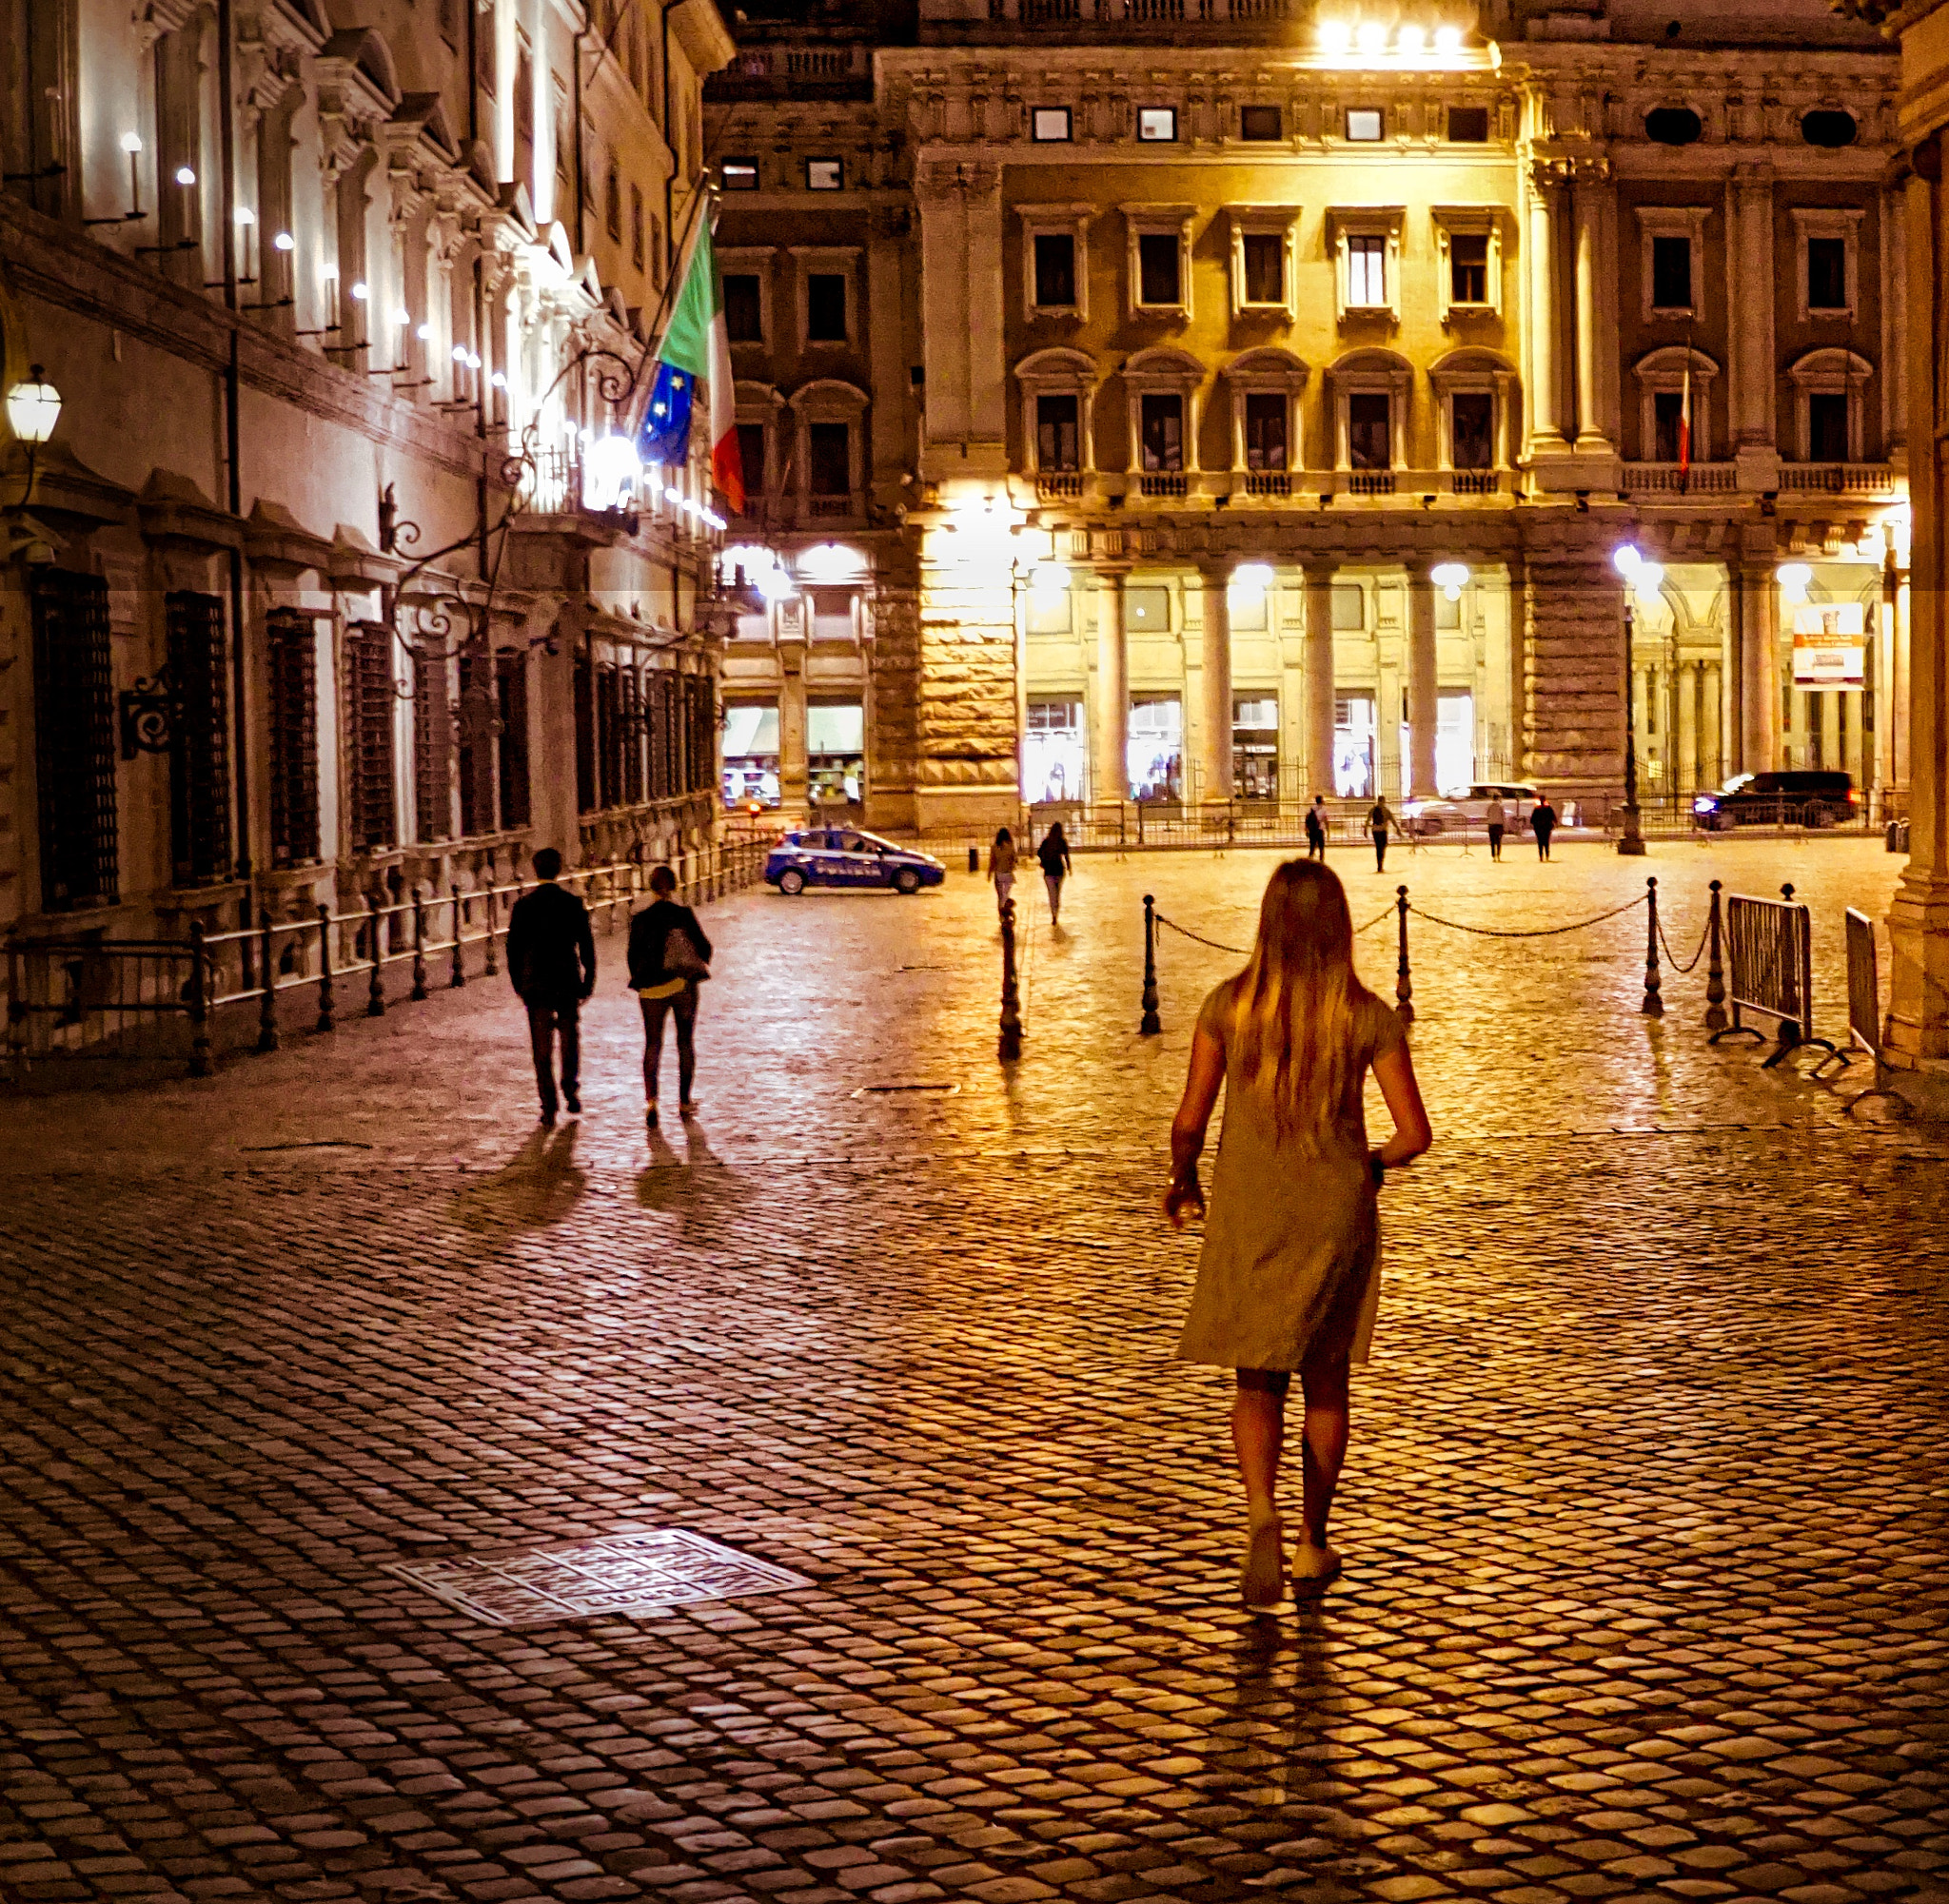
0;840;1943;1903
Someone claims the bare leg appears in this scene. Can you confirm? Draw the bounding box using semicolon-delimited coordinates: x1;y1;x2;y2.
1297;1349;1350;1548
1231;1369;1289;1517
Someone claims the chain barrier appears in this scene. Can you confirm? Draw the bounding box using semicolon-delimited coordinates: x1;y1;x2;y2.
1154;904;1394;958
1407;893;1647;939
1658;913;1711;974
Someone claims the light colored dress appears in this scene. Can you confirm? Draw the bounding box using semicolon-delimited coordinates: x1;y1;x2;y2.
1176;983;1407;1372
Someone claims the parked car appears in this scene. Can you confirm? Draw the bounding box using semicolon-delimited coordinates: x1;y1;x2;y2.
764;828;946;895
1400;782;1543;837
1692;771;1857;831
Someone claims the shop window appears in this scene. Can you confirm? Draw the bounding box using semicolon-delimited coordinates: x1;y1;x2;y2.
345;621;398;851
1240;105;1281;141
1349;393;1391;470
1025;698;1085;805
1233;696;1279;800
808;701;864;808
1128;697;1182;801
1346;108;1383;142
1034;232;1076;309
805;272;847;342
1036;393;1080;471
1447;105;1489;142
1140;393;1183;471
1334;691;1375;799
165;591;233;888
496;652;530;829
266;610;320;868
1244;392;1287;471
722;702;780;808
31;571;118;913
724;273;763;343
1242;233;1284;306
1437;690;1474;795
1449;233;1488;305
1451;391;1494;470
1137;232;1180;306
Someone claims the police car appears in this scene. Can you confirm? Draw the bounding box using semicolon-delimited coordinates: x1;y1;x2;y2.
764;828;947;895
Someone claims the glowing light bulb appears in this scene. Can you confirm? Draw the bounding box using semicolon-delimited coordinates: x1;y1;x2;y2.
1319;18;1351;53
1434;25;1464;54
1612;543;1642;578
273;230;295;251
1232;562;1274;592
348;280;368;300
1357;20;1388;56
175;165;196;186
1397;24;1426;55
1430;561;1469;601
490;370;508;389
120;130;144;155
416;322;433;340
452;344;470;363
394;307;411;327
234;205;255;226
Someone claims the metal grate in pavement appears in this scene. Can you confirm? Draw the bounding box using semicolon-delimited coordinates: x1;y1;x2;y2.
384;1529;813;1627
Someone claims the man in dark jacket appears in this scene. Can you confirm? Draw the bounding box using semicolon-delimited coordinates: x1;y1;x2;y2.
505;848;596;1123
1530;795;1558;862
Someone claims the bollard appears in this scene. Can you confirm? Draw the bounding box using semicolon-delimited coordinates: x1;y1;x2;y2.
450;883;467;989
1777;882;1802;1052
1140;893;1162;1035
1642;877;1664;1016
316;903;335;1033
1703;879;1726;1031
366;901;385;1017
998;896;1023;1060
257;910;280;1052
968;845;978;874
410;887;429;1001
1394;885;1415;1024
187;922;211;1077
482;881;500;977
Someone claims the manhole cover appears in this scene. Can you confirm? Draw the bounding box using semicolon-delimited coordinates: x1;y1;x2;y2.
384;1529;811;1627
851;1081;960;1097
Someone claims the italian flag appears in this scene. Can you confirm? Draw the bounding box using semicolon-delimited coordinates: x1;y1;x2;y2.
657;213;744;514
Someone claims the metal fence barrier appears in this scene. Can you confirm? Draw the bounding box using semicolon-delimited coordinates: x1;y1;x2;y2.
1709;882;1840;1069
1838;907;1903;1111
3;839;771;1078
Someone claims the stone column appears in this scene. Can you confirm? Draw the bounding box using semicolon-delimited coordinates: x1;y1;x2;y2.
1729;167;1779;474
1738;563;1780;775
1701;659;1723;789
778;608;810;821
1406;564;1439;799
1677;659;1699;794
1571;173;1614;453
1844;684;1865;787
1094;567;1129;805
1197;565;1233;805
1526;166;1567;452
1303;563;1336;799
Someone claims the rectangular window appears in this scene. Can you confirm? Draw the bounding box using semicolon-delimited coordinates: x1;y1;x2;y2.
1349;392;1391;469
1244;392;1287;470
809;421;851;499
630;185;644;269
1451;391;1494;469
1032;107;1072;142
1036;393;1080;470
266;610;320;869
723;274;762;342
1034;232;1076;308
621;669;645;805
1449;232;1488;304
1346;107;1384;142
413;652;453;843
1653;390;1684;462
806;157;842;190
1242;232;1284;305
805;271;847;342
345;621;397;852
1137;231;1180;305
457;655;494;838
1024;697;1085;804
722;158;758;190
604;158;621;240
736;423;766;508
1807;236;1848;311
1809;392;1850;461
165;591;233;889
1240;104;1281;142
1137;107;1176;142
1651;234;1692;311
1127;696;1182;801
513;38;536;187
1348;234;1386;307
1447;105;1489;142
1233;695;1278;800
31;571;118;913
1139;393;1183;472
496;651;530;829
596;662;622;810
1331;585;1365;632
475;0;496;94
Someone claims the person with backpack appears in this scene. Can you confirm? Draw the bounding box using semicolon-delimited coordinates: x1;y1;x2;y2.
505;847;597;1126
1367;796;1396;873
1305;795;1329;861
628;863;713;1129
1036;820;1073;925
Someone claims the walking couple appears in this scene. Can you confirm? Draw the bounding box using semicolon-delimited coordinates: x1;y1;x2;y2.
506;849;714;1130
989;822;1073;924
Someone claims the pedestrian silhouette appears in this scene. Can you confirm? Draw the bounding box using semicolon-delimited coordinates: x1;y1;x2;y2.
504;848;595;1125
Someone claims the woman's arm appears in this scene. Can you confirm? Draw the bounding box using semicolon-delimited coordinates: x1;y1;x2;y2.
1163;1021;1227;1227
1370;1044;1432;1170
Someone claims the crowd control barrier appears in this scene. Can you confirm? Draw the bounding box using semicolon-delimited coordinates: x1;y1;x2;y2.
1837;908;1902;1111
1710;882;1839;1068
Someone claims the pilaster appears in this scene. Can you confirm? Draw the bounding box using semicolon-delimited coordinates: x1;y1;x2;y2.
1094;566;1130;805
1405;564;1440;800
1196;565;1232;805
1519;522;1627;815
1303;563;1336;801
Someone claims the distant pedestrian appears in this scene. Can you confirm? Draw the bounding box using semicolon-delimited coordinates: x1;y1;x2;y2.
505;848;596;1126
1486;795;1506;861
1367;797;1395;873
1036;821;1072;924
989;827;1017;916
1305;795;1328;861
1164;858;1432;1608
1531;795;1557;861
628;863;713;1130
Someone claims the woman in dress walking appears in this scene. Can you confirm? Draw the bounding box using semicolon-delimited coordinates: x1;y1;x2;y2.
627;864;712;1130
988;826;1017;917
1164;858;1432;1607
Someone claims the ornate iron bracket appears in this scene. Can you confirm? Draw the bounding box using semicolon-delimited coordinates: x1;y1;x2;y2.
119;669;181;759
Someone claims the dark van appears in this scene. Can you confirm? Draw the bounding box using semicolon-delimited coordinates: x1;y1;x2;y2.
1692;771;1856;830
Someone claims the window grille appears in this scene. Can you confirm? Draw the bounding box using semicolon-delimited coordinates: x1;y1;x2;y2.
496;651;531;828
648;673;675;799
457;654;494;838
574;651;597;813
622;669;645;804
413;648;453;842
266;610;321;868
597;661;623;809
165;591;233;888
345;620;398;852
30;570;118;913
683;675;714;794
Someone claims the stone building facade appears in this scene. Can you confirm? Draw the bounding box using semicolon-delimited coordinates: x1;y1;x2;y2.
710;0;1910;833
0;0;734;954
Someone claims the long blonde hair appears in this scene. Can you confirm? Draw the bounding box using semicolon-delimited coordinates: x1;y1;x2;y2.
1226;859;1374;1144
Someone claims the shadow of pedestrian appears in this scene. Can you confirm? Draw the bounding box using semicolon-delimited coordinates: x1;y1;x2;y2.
446;1122;588;1246
635;1117;739;1244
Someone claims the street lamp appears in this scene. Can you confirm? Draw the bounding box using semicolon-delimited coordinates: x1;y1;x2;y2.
7;365;62;446
1430;560;1469;602
1613;545;1663;855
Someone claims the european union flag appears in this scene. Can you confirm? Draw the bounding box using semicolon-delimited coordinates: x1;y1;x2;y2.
635;361;695;467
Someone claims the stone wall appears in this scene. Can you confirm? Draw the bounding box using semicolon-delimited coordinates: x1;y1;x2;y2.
915;558;1019;830
1522;532;1627;816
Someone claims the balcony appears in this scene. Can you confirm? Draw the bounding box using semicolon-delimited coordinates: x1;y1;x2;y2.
1347;470;1395;498
1137;471;1189;499
1622;461;1738;497
1035;470;1085;502
1242;470;1290;498
1448;469;1502;497
988;0;1291;23
709;38;872;99
1779;462;1900;499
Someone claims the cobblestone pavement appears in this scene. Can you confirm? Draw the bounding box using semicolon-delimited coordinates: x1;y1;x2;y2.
1;840;1944;1904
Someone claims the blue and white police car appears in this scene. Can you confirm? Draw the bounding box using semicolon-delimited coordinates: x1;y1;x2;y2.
764;828;947;895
